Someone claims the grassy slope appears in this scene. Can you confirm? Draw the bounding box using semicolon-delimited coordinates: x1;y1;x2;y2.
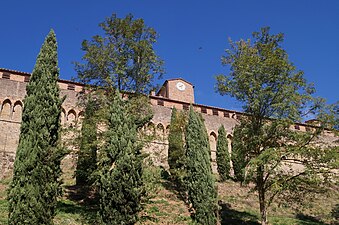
0;164;337;225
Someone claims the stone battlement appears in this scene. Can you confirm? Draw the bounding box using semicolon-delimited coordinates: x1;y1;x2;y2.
0;68;337;178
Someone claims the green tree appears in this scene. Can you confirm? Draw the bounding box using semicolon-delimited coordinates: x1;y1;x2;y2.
216;125;230;181
75;95;98;185
231;125;247;182
8;30;64;225
186;106;217;225
75;13;164;94
98;90;144;225
168;107;187;185
216;27;338;225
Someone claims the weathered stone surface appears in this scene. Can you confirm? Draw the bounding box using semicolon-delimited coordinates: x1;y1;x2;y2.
1;69;337;179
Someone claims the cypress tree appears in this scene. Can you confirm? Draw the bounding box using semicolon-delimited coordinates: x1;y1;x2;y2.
98;90;144;225
186;106;217;225
8;30;64;225
231;125;247;182
216;125;230;181
168;107;186;184
75;96;98;185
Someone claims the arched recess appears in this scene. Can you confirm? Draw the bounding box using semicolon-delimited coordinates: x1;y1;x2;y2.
77;111;85;126
12;101;23;122
145;122;155;136
60;108;66;125
165;124;170;136
156;123;165;139
0;99;12;120
226;134;233;155
209;131;217;162
67;109;77;126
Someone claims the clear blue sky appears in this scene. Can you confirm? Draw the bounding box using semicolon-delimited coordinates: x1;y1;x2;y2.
1;0;338;111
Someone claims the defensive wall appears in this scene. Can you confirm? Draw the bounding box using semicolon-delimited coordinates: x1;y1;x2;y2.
0;68;337;178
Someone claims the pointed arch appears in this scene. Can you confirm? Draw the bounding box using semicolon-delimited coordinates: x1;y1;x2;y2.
209;131;217;161
67;109;77;126
12;100;23;121
226;134;233;155
145;122;155;136
77;111;85;126
0;99;12;120
60;108;66;125
156;123;165;140
165;124;170;136
156;123;165;133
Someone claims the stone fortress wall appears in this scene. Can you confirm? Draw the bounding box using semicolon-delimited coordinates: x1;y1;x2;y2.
0;68;337;178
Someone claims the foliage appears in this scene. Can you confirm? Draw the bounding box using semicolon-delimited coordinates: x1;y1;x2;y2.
216;125;231;181
8;30;65;225
231;125;248;183
75;13;164;94
75;95;98;185
168;107;187;185
185;106;217;225
142;159;162;199
97;90;144;225
216;27;338;225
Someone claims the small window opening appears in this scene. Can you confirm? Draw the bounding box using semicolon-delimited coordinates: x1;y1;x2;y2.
67;84;75;90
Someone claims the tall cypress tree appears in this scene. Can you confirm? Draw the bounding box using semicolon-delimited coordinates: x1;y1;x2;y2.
98;90;144;225
168;107;186;184
8;30;63;225
76;96;98;185
216;125;230;181
186;106;217;225
231;125;247;182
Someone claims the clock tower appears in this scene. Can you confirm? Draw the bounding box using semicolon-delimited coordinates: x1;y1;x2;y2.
156;78;195;103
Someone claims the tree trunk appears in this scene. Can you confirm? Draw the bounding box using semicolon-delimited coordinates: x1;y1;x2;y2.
257;166;268;225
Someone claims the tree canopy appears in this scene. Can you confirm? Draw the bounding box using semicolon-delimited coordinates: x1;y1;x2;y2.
75;13;164;94
186;106;217;225
216;27;338;225
8;30;64;225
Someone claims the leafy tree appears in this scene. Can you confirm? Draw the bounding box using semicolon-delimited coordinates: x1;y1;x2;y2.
216;27;338;225
75;13;164;94
8;30;64;225
168;107;187;185
216;125;230;181
186;106;217;225
98;90;144;225
75;95;98;185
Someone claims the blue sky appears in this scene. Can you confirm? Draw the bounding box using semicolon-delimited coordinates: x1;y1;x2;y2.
1;0;338;111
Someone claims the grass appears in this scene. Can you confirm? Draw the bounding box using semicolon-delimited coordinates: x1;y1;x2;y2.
0;163;337;225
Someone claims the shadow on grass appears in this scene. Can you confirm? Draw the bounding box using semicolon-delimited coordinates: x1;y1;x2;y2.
295;213;329;225
219;202;260;225
57;200;99;224
58;184;100;224
160;179;188;203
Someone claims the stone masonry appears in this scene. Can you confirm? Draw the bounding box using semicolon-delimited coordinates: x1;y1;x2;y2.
0;68;337;178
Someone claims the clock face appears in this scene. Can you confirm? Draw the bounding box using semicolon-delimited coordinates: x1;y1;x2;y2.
176;82;186;91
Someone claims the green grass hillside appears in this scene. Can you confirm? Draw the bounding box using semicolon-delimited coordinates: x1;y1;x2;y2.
0;162;337;225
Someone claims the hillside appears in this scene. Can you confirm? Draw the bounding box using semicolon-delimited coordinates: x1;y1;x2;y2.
0;162;338;225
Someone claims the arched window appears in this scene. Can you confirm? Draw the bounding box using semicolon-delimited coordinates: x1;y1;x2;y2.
12;101;23;122
226;134;233;155
145;122;155;136
156;123;165;138
60;108;66;125
165;124;170;136
77;111;85;126
0;99;12;120
209;132;217;162
67;109;77;126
